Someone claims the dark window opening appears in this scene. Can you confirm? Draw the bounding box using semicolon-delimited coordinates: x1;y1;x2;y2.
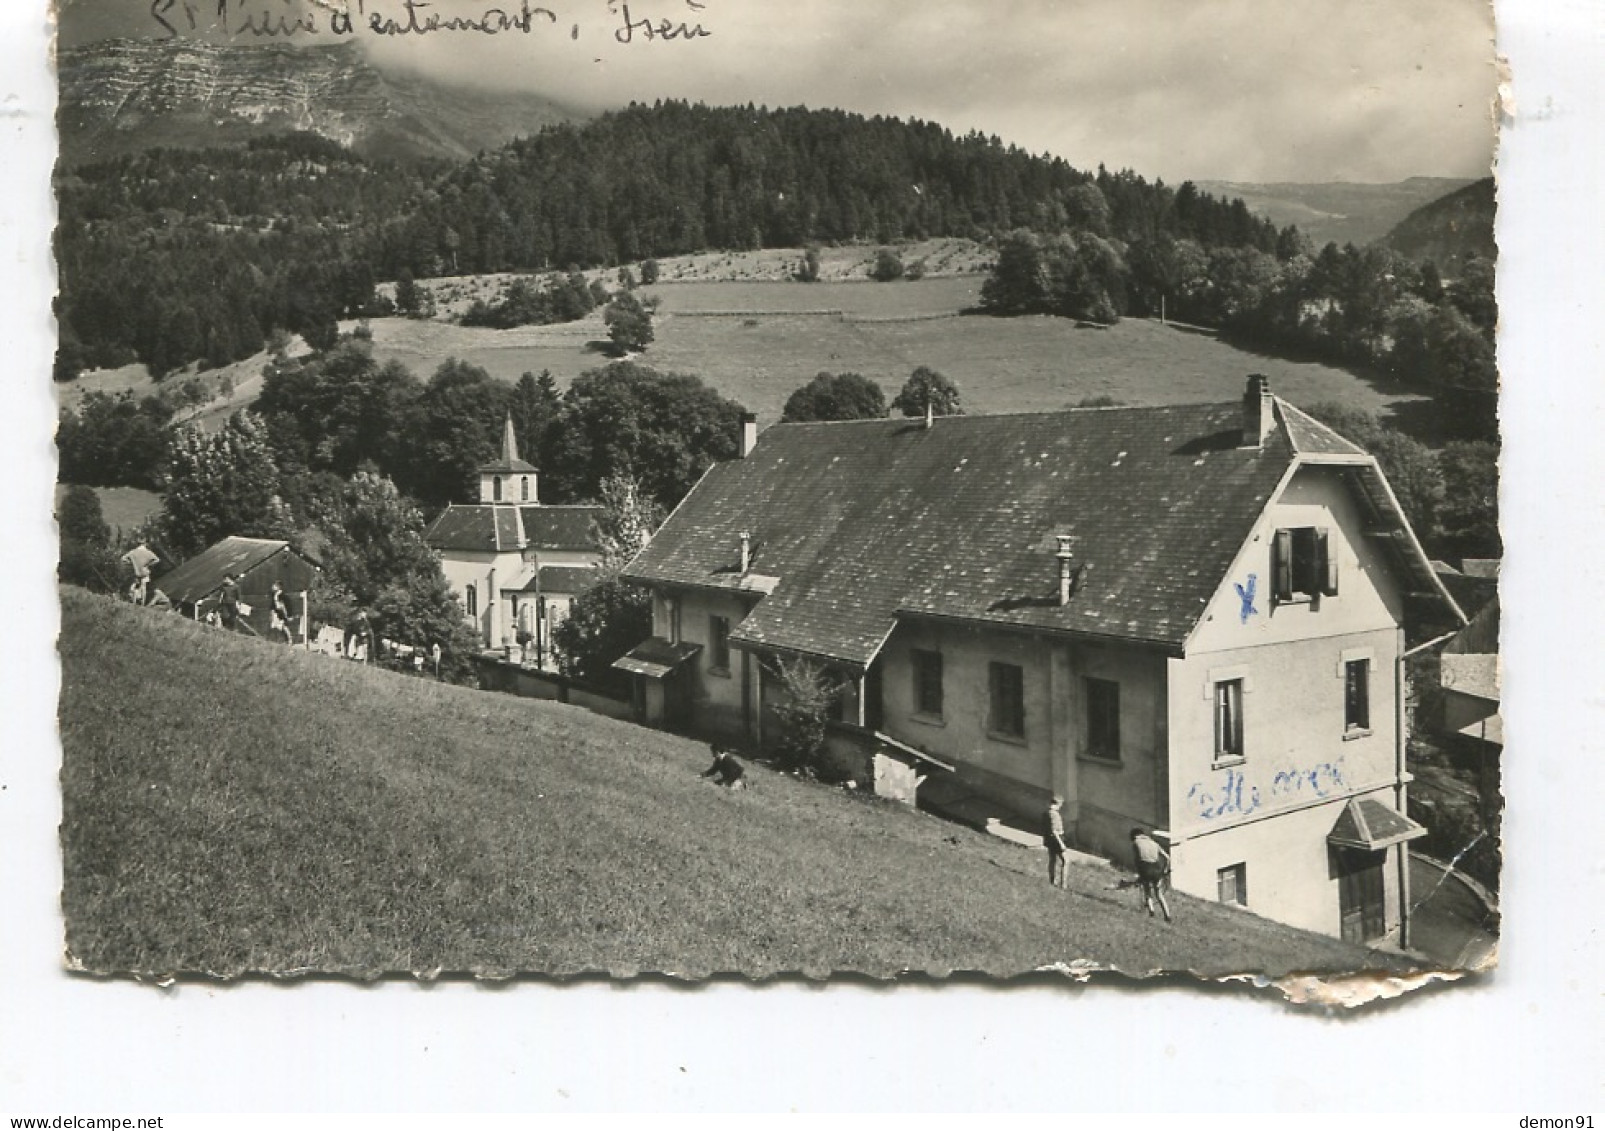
1345;658;1371;731
989;661;1026;740
1085;677;1121;761
912;649;944;718
1215;678;1244;762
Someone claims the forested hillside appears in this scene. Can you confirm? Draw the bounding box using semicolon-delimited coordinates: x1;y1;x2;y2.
54;102;1288;381
1382;178;1497;275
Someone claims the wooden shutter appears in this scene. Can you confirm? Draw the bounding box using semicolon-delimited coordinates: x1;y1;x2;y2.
1272;529;1293;602
1317;527;1339;596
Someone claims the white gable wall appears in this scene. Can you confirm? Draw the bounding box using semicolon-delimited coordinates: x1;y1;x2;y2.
1164;463;1414;937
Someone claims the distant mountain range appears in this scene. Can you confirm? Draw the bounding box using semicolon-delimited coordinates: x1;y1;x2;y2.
1380;178;1497;274
1195;176;1481;248
57;38;584;165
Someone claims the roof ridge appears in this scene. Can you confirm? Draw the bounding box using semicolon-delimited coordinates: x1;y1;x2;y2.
766;401;1240;431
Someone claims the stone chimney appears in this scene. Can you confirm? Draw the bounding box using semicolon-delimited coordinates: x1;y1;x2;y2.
738;530;751;575
1242;374;1275;448
1056;534;1075;606
740;412;759;458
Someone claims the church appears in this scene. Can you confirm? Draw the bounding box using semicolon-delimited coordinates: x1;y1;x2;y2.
423;417;605;665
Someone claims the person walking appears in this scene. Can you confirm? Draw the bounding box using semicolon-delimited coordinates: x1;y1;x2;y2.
1044;796;1069;889
1130;827;1173;922
269;581;293;644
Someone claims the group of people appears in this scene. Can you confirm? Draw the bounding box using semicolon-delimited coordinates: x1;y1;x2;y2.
1046;796;1173;922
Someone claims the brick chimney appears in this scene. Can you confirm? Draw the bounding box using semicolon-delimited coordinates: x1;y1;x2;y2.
739;530;751;575
740;412;759;457
1242;374;1275;448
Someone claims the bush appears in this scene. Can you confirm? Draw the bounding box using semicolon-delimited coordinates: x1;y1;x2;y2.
870;248;905;282
765;657;846;775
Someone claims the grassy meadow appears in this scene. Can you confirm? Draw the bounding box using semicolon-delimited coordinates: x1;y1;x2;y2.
59;247;1423;433
360;272;1424;425
54;484;163;535
59;587;1413;980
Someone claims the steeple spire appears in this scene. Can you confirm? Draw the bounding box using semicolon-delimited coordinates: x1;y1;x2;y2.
502;413;520;466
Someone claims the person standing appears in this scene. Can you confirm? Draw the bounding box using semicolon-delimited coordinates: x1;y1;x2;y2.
218;573;240;630
1130;827;1173;922
1044;796;1068;889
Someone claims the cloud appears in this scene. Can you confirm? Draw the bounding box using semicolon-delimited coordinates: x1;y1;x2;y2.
59;0;1496;182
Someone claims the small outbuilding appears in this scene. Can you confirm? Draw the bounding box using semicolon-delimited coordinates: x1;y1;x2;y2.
154;536;320;642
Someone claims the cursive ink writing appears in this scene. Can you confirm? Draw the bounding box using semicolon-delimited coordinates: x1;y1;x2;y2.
1187;757;1349;821
152;0;565;38
613;1;712;44
367;0;558;36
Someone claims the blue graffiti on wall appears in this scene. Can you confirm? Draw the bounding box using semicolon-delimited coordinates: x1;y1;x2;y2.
1186;757;1349;822
1233;573;1259;624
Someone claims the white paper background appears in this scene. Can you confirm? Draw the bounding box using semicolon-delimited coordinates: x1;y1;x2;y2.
3;0;1601;1112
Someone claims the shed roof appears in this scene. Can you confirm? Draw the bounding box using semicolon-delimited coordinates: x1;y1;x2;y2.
154;537;317;604
625;392;1459;668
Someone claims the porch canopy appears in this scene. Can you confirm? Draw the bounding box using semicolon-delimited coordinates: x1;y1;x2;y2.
613;637;702;679
1328;798;1428;852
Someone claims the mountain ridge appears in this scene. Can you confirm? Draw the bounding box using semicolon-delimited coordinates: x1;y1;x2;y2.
1195;176;1480;248
57;37;586;164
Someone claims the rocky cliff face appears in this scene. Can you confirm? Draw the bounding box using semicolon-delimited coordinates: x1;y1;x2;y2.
58;38;583;164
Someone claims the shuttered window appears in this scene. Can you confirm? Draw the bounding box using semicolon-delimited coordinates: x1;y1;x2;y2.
1272;526;1337;602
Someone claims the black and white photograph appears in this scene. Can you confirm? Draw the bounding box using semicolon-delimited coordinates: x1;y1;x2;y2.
43;0;1510;988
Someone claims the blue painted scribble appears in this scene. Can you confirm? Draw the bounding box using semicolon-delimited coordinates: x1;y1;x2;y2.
1187;758;1349;821
1234;573;1258;624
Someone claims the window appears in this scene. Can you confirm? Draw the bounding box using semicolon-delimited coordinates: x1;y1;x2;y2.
520;476;531;501
1271;526;1337;603
709;615;731;673
911;649;944;718
465;584;477;618
664;595;681;643
988;661;1026;740
1085;678;1121;761
1214;678;1244;762
1217;863;1248;906
1344;658;1371;732
493;475;503;502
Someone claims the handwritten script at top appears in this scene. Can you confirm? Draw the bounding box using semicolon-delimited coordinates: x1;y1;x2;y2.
148;0;713;44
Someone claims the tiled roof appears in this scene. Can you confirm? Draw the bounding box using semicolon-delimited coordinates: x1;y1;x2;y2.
513;565;600;595
1328;798;1426;851
1279;402;1368;457
424;505;603;554
626;402;1305;665
520;506;603;551
424;505;523;552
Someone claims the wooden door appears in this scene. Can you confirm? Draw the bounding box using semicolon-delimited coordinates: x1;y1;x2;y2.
1337;848;1387;943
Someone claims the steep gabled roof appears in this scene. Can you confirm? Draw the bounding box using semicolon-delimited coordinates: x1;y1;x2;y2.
626;402;1307;665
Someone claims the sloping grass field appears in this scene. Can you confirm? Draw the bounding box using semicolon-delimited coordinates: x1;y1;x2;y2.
59;588;1415;980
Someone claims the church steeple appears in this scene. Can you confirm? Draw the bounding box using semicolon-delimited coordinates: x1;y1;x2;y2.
478;414;539;505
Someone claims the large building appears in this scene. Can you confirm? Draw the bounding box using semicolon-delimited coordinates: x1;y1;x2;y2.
617;377;1465;944
423;417;603;664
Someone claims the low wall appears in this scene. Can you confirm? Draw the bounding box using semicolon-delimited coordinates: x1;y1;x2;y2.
476;657;632;719
823;726;927;806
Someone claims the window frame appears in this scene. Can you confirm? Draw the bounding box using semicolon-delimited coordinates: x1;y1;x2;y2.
987;660;1027;743
1344;657;1371;734
465;583;477;618
1213;677;1245;765
708;614;732;675
1272;525;1338;604
1083;676;1121;763
910;648;945;721
1217;862;1248;907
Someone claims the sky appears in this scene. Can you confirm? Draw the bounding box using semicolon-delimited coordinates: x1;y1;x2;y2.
56;0;1497;188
